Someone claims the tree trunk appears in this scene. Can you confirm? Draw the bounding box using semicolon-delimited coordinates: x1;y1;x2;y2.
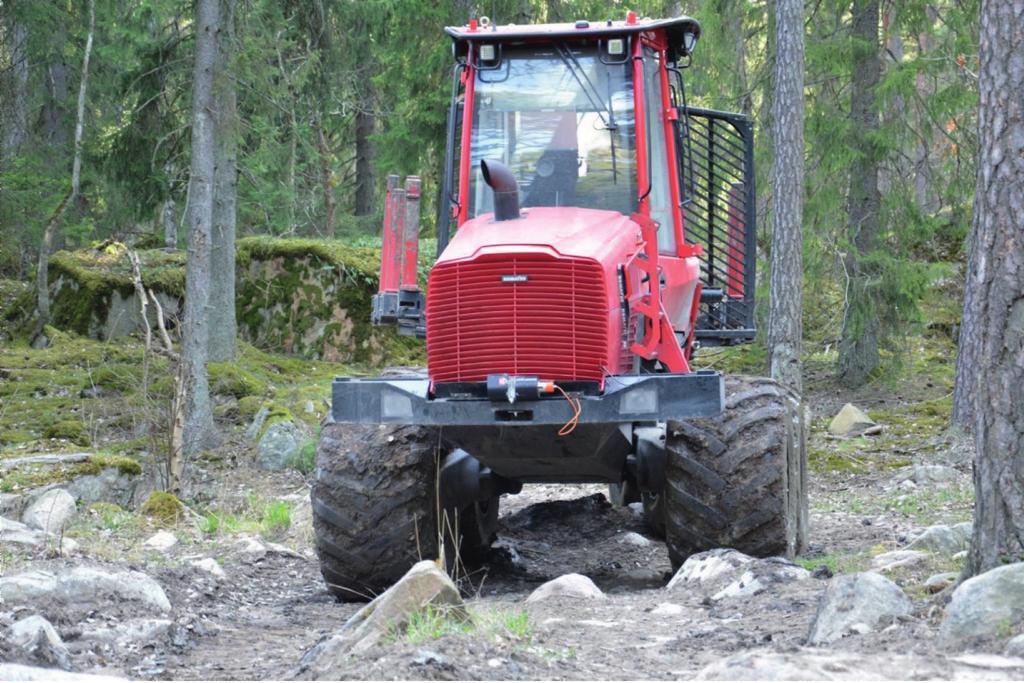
34;0;94;336
180;0;221;459
314;115;336;237
40;61;70;150
837;0;882;388
353;105;376;217
162;197;177;249
1;11;28;163
208;0;237;362
767;0;805;394
962;0;1024;578
952;223;981;431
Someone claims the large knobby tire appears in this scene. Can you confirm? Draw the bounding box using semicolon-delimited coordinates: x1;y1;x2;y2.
663;376;808;570
312;422;440;601
312;422;499;602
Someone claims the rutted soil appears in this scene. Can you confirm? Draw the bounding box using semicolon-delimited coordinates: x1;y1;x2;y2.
5;451;1020;681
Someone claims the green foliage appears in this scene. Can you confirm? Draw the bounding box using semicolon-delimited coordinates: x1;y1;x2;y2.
288;440;317;475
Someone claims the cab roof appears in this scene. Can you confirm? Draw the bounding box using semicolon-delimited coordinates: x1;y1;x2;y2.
445;15;701;63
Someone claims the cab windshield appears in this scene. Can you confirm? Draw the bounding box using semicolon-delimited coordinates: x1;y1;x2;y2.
468;45;637;218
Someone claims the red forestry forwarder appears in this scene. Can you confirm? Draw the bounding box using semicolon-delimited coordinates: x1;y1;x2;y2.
313;11;809;601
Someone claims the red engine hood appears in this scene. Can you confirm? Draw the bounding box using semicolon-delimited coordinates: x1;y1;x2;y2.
437;207;642;266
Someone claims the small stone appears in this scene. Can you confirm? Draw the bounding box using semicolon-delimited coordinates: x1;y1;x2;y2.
617;531;653;547
627;502;644;520
829;403;876;436
304;400;316;414
666;548;808;600
912;464;957;485
807;572;912;645
651;602;685;616
898;479;918;492
924;572;959;594
952;550;968;561
871;550;929;572
143;530;178;551
10;614;73;671
526;574;605;603
1005;634;1024;658
190;558;226;578
22;489;77;535
236;535;268;562
487;658;502;668
412;649;447;667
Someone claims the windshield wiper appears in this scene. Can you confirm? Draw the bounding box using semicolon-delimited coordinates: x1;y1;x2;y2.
554;43;616;130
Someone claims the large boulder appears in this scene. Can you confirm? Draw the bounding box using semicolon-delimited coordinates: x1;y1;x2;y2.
0;567;170;613
940;562;1024;643
911;464;958;485
828;403;876;436
526;574;605;603
666;548;809;601
22;489;76;535
908;522;972;556
807;572;912;645
0;517;77;554
299;560;466;677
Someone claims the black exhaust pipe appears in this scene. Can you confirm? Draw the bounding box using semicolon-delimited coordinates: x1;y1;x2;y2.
480;159;520;221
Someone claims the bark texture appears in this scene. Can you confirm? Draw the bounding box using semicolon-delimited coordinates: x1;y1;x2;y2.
2;11;28;162
838;0;882;387
208;0;237;362
767;0;805;394
964;0;1024;578
34;0;94;334
181;0;221;455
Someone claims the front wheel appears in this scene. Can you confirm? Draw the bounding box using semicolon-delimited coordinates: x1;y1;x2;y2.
662;376;808;570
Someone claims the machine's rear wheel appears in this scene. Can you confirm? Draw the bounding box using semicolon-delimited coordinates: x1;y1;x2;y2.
311;422;499;602
662;376;807;570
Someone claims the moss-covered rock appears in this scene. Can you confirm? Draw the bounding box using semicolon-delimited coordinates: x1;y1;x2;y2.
208;362;268;399
44;236;424;365
140;491;185;526
43;419;90;446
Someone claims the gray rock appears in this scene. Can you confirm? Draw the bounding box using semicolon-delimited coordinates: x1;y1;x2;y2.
912;464;957;485
940;562;1024;643
651;602;685;616
22;489;76;535
924;572;959;594
871;550;929;573
1006;634;1024;658
299;560;466;677
255;422;305;471
666;548;809;600
142;530;177;551
0;664;128;681
79;619;173;647
0;567;170;613
0;493;25;518
9;614;73;670
245;407;271;440
829;403;876;436
908;523;972;556
617;531;653;547
190;558;226;578
527;574;605;603
807;572;912;645
66;467;141;508
695;649;1024;680
0;517;77;555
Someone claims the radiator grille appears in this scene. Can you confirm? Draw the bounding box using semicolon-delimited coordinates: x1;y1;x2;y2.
427;254;608;383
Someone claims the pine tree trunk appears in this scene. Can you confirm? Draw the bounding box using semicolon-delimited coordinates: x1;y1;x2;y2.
162;197;177;249
767;0;805;394
208;0;237;362
354;104;375;217
963;0;1024;578
1;11;28;163
181;0;221;457
837;0;882;388
314;115;336;237
34;0;94;337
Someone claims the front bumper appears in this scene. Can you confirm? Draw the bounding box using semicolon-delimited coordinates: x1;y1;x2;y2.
330;371;723;426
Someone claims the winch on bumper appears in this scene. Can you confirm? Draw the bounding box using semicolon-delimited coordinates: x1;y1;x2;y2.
330;370;724;425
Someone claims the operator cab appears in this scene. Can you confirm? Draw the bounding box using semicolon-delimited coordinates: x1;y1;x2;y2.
441;13;702;257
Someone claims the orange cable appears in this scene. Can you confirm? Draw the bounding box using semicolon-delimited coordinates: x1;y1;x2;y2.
553;384;581;436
